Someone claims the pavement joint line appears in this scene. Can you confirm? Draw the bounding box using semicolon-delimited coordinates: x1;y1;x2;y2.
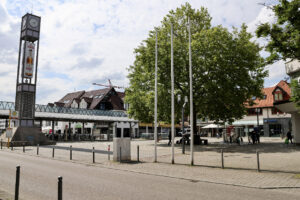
2;150;300;190
2;148;300;175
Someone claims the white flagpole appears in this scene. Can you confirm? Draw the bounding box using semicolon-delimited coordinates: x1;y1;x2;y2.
154;30;158;162
171;23;175;164
188;17;194;165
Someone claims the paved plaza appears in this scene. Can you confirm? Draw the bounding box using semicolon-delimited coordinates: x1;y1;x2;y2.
1;137;300;195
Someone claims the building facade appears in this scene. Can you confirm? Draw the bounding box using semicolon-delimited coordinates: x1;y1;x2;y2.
43;87;138;140
232;80;292;137
275;60;300;144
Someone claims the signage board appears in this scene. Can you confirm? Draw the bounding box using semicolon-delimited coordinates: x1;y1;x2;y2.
285;60;300;75
6;128;13;138
10;110;19;119
23;41;35;78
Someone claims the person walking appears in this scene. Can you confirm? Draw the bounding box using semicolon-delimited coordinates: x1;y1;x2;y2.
287;130;293;144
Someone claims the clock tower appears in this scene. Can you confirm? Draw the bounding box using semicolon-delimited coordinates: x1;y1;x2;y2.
12;13;53;145
15;13;41;127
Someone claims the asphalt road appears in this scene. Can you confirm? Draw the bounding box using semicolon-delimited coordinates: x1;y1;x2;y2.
0;151;299;200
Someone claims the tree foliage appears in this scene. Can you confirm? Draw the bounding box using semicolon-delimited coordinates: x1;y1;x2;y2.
256;0;300;63
125;3;267;126
291;79;300;110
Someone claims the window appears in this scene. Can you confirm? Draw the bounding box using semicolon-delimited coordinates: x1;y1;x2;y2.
263;95;267;99
251;96;256;100
274;93;283;101
274;88;283;101
247;108;262;115
63;100;70;104
94;94;103;99
100;103;105;110
272;107;283;115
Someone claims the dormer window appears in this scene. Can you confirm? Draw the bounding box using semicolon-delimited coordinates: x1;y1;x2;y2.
274;89;283;101
63;100;70;104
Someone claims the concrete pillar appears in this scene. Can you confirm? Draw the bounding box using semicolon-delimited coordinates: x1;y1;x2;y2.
291;112;300;144
52;120;55;140
67;122;71;141
121;122;124;138
130;122;132;139
91;123;94;141
73;123;76;139
82;122;85;135
113;122;117;138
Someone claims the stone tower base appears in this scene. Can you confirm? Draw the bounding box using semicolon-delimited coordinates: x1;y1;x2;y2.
1;127;55;146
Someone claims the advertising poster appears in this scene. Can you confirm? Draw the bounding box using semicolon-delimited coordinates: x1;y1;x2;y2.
23;41;35;78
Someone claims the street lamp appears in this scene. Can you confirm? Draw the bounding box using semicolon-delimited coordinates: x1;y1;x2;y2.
256;108;261;132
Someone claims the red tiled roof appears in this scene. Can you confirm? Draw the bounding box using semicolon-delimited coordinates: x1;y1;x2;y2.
249;80;291;108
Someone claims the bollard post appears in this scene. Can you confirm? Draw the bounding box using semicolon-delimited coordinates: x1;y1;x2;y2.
108;145;110;161
37;144;39;155
11;142;13;151
58;176;63;200
1;139;2;149
119;147;122;163
23;144;25;153
70;145;72;160
221;149;224;169
256;150;260;172
137;145;140;162
15;166;20;200
92;147;95;163
52;147;55;158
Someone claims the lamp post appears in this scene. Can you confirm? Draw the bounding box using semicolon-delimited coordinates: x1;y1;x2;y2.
256;108;261;132
171;23;175;164
188;17;194;165
154;29;158;163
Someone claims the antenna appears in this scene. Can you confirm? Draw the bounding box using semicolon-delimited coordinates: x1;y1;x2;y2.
30;1;33;14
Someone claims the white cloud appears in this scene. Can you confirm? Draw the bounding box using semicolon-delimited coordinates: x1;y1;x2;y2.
0;0;284;104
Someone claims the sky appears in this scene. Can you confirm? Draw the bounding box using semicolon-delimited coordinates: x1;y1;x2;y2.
0;0;287;104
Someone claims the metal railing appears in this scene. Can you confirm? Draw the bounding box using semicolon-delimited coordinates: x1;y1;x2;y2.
0;101;127;117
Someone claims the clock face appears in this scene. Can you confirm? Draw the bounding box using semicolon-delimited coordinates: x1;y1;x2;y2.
29;18;38;28
22;16;27;30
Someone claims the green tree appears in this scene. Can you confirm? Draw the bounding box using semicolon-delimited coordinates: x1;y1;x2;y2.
256;0;300;63
256;0;300;111
125;3;267;129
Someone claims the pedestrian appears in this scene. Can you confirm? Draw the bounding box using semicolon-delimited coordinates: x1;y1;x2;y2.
256;132;260;144
287;130;293;144
168;131;171;146
251;131;256;144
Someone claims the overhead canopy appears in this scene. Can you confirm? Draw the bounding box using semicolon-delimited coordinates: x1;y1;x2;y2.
202;124;223;129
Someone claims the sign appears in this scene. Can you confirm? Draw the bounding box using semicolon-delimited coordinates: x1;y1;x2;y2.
6;128;13;138
264;119;278;123
23;41;35;78
10;110;19;119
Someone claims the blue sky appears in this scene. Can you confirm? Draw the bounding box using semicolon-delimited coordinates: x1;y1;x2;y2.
0;0;285;104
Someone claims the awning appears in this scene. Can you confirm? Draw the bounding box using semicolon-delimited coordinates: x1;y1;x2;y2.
274;101;299;113
232;120;263;126
202;124;223;129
